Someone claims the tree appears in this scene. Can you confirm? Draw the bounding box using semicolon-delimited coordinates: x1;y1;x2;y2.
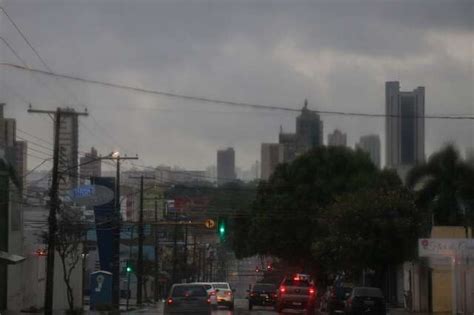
312;186;424;284
50;206;85;314
247;146;381;270
406;145;474;226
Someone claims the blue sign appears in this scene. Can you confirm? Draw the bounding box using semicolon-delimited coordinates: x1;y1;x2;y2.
90;271;113;310
68;184;114;206
92;177;116;273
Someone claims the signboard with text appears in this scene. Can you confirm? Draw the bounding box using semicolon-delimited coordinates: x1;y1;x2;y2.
419;238;474;258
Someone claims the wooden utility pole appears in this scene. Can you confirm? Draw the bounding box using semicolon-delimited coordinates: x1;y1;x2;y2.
28;107;87;315
153;197;160;302
129;174;154;306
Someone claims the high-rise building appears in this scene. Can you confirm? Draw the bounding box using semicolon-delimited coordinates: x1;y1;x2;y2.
296;100;324;153
14;141;27;188
58;108;79;192
328;129;347;147
261;143;283;180
386;81;425;169
217;147;236;186
356;134;381;169
79;147;101;184
278;100;324;163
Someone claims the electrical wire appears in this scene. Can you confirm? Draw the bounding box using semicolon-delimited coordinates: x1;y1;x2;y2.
1;63;473;120
0;35;29;67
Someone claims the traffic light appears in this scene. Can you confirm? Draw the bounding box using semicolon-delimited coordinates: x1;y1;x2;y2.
267;264;273;272
217;217;227;240
126;266;132;273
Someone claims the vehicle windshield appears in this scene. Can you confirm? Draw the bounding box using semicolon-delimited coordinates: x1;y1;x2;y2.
213;283;230;290
4;1;469;313
171;286;208;298
253;284;276;291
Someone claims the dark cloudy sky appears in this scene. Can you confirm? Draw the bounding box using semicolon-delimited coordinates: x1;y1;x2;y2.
1;0;472;171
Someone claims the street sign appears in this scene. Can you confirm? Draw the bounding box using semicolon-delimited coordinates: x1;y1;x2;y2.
419;238;474;258
204;219;215;229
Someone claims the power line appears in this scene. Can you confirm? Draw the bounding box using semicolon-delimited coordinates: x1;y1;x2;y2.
1;63;472;120
17;128;54;146
0;6;52;72
0;35;29;67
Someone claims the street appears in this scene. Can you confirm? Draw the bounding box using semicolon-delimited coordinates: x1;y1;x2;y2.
124;299;316;315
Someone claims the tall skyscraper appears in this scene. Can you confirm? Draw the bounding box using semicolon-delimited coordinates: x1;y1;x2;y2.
327;129;347;147
356;134;381;169
278;100;324;163
79;147;101;184
58;108;80;192
261;143;283;180
386;81;425;169
296;100;324;153
217;147;236;186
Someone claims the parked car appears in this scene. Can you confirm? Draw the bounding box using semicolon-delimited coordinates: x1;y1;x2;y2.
190;282;217;308
248;283;277;310
345;287;386;315
164;284;211;315
211;282;235;310
275;273;317;315
327;284;353;314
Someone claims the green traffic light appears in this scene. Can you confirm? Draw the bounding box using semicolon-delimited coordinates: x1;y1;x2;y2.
126;266;132;273
219;225;225;234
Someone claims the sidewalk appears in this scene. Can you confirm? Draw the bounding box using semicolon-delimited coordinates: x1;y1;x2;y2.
389;308;450;315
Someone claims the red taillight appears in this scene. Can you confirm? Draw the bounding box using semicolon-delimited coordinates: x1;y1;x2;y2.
167;298;173;305
211;291;216;296
226;291;232;296
207;298;211;304
309;287;315;295
279;286;286;293
294;276;299;281
250;292;256;297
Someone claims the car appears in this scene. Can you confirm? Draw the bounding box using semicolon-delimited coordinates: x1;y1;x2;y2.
275;274;317;315
189;282;218;308
248;283;277;310
344;287;386;315
211;282;235;310
163;283;211;315
326;284;353;314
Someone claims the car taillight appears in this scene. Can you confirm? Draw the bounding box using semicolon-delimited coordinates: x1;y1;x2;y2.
226;291;232;296
279;286;286;293
250;292;256;297
207;298;211;304
211;291;216;296
167;298;173;305
309;287;315;295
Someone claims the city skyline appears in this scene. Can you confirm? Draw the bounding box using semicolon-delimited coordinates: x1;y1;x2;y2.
0;1;471;171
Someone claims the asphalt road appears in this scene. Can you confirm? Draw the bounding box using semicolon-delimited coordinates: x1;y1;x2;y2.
127;298;319;315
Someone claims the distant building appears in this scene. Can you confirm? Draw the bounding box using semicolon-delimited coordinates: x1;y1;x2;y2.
261;143;283;180
356;134;381;169
327;129;347;147
79;147;101;184
0;104;27;189
14;141;27;188
217;147;236;186
296;100;324;153
386;81;425;170
58;108;80;192
278;100;324;163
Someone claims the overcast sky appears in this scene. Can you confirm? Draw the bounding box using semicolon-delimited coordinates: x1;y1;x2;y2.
1;0;472;172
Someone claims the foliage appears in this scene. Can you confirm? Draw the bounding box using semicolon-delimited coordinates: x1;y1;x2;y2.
55;206;86;312
247;146;380;267
312;187;424;278
406;145;474;226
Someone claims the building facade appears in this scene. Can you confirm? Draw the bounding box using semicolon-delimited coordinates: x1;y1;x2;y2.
79;147;101;184
261;143;283;180
217;148;236;186
327;129;347;147
386;81;425;170
58;108;79;193
356;134;381;169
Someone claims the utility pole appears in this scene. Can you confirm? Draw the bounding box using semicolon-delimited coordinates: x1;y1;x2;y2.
28;107;87;315
129;175;154;306
192;234;197;281
183;224;188;281
154;197;159;302
171;210;179;283
102;153;138;308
